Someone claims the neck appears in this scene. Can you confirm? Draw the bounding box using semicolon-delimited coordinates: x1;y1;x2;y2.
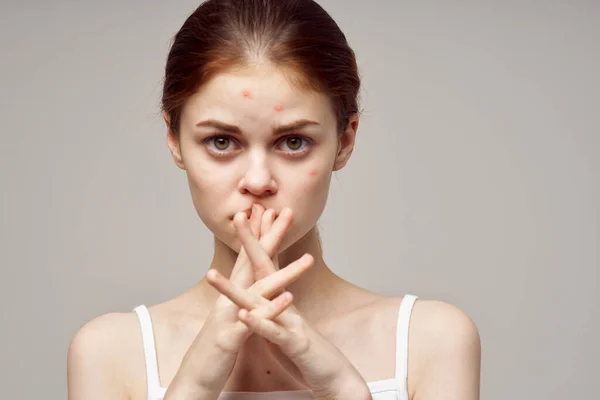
193;226;345;322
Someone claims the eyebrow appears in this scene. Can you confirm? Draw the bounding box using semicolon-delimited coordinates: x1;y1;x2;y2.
195;119;321;135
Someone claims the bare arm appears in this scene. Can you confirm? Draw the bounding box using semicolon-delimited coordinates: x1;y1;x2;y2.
411;301;481;400
67;313;129;400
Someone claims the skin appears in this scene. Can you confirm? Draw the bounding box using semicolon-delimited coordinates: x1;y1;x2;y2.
67;62;481;399
169;63;348;270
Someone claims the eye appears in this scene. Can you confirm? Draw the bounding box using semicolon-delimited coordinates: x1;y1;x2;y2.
213;137;230;150
203;134;311;158
279;136;311;154
204;135;238;156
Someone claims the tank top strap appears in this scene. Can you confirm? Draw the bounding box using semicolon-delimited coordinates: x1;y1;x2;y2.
395;294;418;400
133;305;162;399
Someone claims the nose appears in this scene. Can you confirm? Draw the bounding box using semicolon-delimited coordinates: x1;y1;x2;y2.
237;152;277;198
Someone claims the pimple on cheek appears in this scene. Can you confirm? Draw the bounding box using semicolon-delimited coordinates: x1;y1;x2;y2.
241;90;252;98
274;104;284;112
308;169;318;177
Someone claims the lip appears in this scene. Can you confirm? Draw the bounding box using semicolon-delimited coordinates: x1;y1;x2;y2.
229;208;250;220
230;206;279;220
229;207;254;221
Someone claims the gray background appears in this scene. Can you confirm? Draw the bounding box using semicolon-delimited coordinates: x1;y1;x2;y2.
1;0;598;398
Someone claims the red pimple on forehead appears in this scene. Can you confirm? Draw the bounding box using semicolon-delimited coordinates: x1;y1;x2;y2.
241;90;251;98
274;104;284;112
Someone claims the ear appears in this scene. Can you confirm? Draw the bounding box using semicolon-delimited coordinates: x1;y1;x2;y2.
333;113;359;172
164;112;186;170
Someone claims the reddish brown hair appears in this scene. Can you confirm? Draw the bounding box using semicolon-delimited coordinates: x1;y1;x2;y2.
161;0;361;135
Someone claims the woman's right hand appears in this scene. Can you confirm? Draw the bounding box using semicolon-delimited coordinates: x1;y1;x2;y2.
165;205;312;399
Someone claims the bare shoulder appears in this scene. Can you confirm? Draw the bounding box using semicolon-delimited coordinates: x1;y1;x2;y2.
411;300;479;348
68;311;142;399
408;299;481;400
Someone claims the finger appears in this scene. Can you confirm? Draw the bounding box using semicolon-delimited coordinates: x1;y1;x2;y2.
249;253;313;299
249;204;264;238
238;309;293;347
249;207;293;259
261;208;276;238
207;256;309;314
272;253;280;273
260;207;293;258
230;206;259;286
206;269;264;310
234;208;294;280
230;245;256;290
234;212;277;279
230;289;294;338
247;290;294;320
229;210;251;280
232;207;291;286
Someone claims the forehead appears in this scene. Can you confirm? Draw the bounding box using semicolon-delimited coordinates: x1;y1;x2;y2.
180;64;336;130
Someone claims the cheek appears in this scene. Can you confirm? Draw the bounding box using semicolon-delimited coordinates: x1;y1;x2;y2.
282;168;331;242
182;148;233;194
186;162;235;209
302;168;330;195
305;163;332;185
293;167;332;205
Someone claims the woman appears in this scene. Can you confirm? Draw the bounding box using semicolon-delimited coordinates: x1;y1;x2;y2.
67;0;481;399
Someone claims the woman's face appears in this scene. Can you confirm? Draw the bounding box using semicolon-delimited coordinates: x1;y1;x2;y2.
167;64;356;252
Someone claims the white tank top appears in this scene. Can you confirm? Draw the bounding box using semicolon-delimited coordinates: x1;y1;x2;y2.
133;294;418;400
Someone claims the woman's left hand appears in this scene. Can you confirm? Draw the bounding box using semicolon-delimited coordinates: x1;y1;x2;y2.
207;208;372;400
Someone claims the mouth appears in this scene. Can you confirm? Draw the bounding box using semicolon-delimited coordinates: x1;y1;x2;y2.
229;208;252;220
230;207;279;220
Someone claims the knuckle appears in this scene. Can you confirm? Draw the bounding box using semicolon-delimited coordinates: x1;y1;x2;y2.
276;293;289;308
